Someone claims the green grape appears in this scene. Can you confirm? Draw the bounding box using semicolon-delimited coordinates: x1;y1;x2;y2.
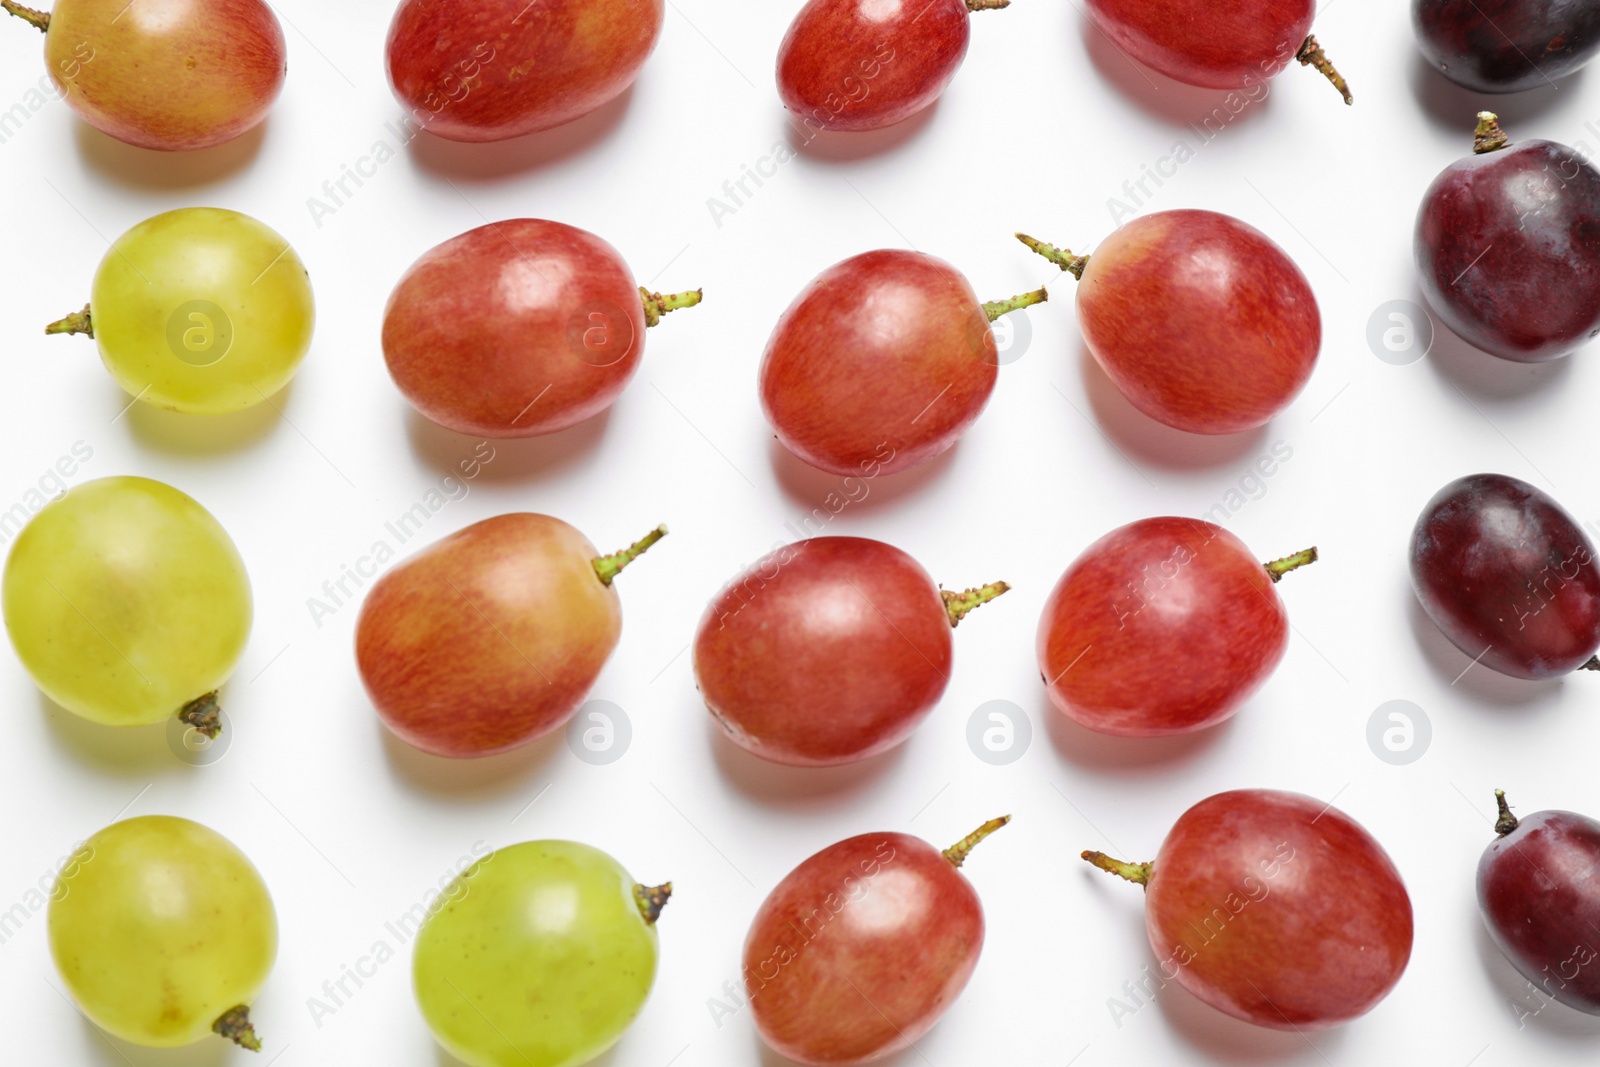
49;815;277;1048
46;207;314;415
414;840;670;1067
2;476;251;733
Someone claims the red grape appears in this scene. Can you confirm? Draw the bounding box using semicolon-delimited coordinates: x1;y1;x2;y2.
356;516;664;758
1018;211;1320;435
1037;517;1314;737
383;219;699;439
1410;473;1600;679
1478;790;1600;1014
1416;113;1600;363
1084;790;1413;1030
386;0;662;143
1084;0;1350;101
745;817;1006;1065
5;0;284;151
776;0;1009;133
694;536;1008;766
760;250;1043;476
1414;0;1600;92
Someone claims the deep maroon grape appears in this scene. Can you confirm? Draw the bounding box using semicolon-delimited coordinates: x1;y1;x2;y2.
1410;473;1600;679
1414;0;1600;93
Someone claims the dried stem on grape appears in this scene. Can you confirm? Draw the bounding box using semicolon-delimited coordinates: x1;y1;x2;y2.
212;1004;262;1051
640;287;702;328
942;815;1010;868
178;691;223;739
1015;233;1089;280
965;0;1010;10
1473;112;1509;154
941;581;1011;627
981;288;1047;323
1294;35;1351;105
1493;789;1519;837
1582;655;1600;671
1082;850;1153;886
1263;546;1318;583
592;524;667;586
45;304;93;338
1;0;49;31
633;882;673;925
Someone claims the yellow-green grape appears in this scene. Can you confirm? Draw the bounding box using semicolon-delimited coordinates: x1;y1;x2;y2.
49;815;277;1048
46;207;314;415
414;840;669;1067
2;476;251;734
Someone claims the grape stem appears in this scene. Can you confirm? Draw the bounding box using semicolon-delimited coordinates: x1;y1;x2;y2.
640;287;702;328
1;0;49;31
1082;850;1153;887
178;692;223;739
212;1004;261;1051
45;304;93;338
1581;655;1600;671
1493;789;1519;836
965;0;1009;9
942;815;1010;868
1474;111;1509;154
1015;233;1089;280
1295;35;1351;105
592;524;667;586
942;581;1011;627
1263;547;1318;583
981;288;1047;323
633;882;672;925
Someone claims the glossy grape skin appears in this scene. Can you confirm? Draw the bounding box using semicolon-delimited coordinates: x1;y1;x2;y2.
1093;790;1413;1030
1415;136;1600;362
1410;473;1600;679
384;220;649;438
414;841;661;1067
1045;210;1320;434
30;0;284;151
3;476;251;727
760;250;999;476
744;829;988;1065
695;537;984;767
1085;0;1311;88
357;514;629;758
1414;0;1600;92
1478;796;1600;1013
776;0;977;132
1036;517;1291;737
386;0;663;143
50;816;276;1048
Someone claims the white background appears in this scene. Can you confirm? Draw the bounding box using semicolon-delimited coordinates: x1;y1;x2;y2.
1;0;1598;1063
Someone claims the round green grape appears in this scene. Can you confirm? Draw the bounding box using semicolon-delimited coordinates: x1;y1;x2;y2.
413;840;669;1067
49;815;277;1048
2;476;251;729
51;207;314;415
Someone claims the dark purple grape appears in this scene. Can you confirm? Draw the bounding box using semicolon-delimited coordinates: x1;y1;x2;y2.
1415;113;1600;363
1479;790;1600;1014
1414;0;1600;93
1410;473;1600;679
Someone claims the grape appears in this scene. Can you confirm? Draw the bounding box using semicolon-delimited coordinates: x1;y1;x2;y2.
1410;473;1600;679
760;249;1044;476
694;536;1008;766
1414;0;1600;92
1084;790;1413;1029
46;207;314;415
414;840;667;1067
1415;113;1600;363
49;815;276;1048
745;817;1005;1065
383;219;699;438
1037;516;1314;736
1018;210;1320;434
357;515;664;758
3;0;284;150
3;476;251;735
